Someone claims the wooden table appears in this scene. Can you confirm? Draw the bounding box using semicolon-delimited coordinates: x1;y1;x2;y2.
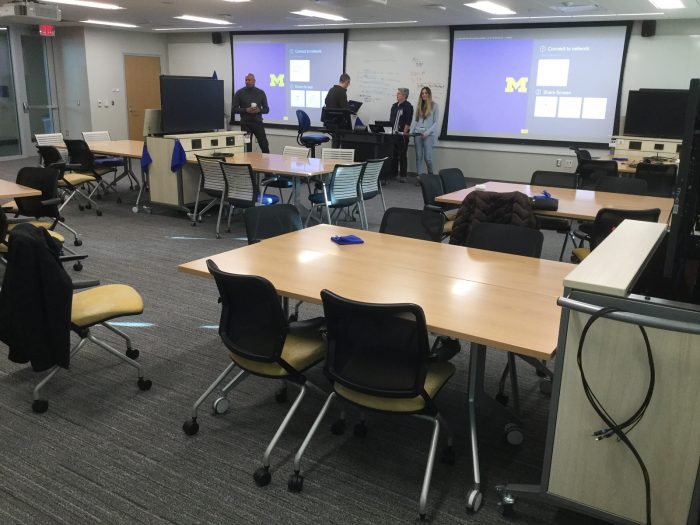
436;181;674;223
179;223;575;510
89;140;146;212
0;180;41;199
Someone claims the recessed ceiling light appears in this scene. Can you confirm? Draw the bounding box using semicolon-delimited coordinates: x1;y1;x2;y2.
82;19;138;27
649;0;684;8
464;1;515;15
295;20;417;27
290;9;348;21
154;26;234;31
175;15;233;24
223;0;250;2
43;0;123;9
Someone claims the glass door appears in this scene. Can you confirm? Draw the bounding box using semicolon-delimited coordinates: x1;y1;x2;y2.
20;32;58;141
0;27;21;157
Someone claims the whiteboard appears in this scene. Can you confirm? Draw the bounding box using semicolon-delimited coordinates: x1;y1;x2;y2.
346;32;449;130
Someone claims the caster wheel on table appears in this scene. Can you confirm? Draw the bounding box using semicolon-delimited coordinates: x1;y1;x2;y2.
137;378;152;391
287;473;304;492
125;348;139;359
466;488;483;512
253;466;271;487
182;418;199;436
505;422;524;446
32;399;49;414
212;396;230;415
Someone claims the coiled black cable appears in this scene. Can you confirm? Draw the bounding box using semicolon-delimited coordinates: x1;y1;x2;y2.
576;306;655;525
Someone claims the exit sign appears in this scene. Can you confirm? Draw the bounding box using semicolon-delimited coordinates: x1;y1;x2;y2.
39;25;55;37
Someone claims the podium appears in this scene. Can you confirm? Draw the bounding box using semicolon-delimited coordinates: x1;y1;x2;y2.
336;130;401;180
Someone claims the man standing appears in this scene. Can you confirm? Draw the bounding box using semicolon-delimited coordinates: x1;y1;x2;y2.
232;73;270;153
389;87;413;182
324;73;350;109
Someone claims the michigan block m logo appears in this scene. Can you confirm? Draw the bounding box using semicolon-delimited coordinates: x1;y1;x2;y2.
504;77;528;93
269;73;285;87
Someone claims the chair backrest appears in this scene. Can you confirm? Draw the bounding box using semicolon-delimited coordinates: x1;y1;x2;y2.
195;155;227;196
282;146;310;158
207;260;289;365
219;162;258;207
321;289;431;399
418;174;446;207
0;208;7;243
634;163;678;197
530;170;577;189
15;167;60;220
448;190;537;247
82;131;111;143
64;139;95;168
589;208;661;251
37;145;65;168
466;222;543;258
379;207;445;242
595;176;648;196
578;159;618;190
360;157;387;197
327;162;364;206
321;148;355;162
244;204;302;245
439;168;467;193
296;109;311;134
34;133;65;147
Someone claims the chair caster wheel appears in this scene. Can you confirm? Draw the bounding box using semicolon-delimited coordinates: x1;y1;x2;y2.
85;203;92;209
116;197;122;204
287;472;304;492
32;399;49;414
466;488;483;512
275;388;288;404
74;239;83;247
125;348;139;359
253;466;271;487
78;205;85;211
505;422;524;446
137;378;152;391
495;392;509;406
212;396;230;415
96;210;103;216
288;314;298;322
182;418;199;436
216;234;221;239
330;419;346;435
73;262;83;271
441;446;455;465
497;489;516;515
353;421;368;438
132;206;139;214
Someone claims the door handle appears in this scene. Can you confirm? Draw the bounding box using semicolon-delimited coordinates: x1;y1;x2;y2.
22;101;28;113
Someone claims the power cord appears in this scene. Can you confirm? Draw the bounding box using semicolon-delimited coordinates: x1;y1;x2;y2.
576;306;655;525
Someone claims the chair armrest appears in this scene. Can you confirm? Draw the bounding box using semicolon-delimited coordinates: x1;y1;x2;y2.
59;254;88;263
41;198;62;206
288;316;325;335
72;279;101;290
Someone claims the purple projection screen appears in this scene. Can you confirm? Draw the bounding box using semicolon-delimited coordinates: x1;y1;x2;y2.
231;32;345;127
443;24;630;146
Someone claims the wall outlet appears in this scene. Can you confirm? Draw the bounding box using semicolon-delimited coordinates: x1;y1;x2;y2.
555;158;562;167
564;159;574;168
97;99;102;108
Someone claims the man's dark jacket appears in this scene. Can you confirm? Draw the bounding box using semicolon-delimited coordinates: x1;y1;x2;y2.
0;223;72;371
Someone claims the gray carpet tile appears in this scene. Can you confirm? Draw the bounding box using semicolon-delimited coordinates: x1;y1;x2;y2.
0;157;609;524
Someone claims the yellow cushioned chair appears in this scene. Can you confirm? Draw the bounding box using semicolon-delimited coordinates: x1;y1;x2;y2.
289;289;455;522
182;260;326;488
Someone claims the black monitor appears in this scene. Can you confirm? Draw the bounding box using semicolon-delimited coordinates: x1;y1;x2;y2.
624;89;689;139
160;75;224;134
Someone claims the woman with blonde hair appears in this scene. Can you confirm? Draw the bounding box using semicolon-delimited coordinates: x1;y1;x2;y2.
410;86;440;180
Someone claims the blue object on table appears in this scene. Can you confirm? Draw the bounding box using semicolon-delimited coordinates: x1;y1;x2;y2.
541;190;552;198
141;143;153;174
258;193;280;206
170;139;187;172
331;235;364;245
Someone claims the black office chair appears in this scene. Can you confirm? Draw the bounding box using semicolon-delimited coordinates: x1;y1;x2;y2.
288;289;455;521
595;175;648;195
439;168;467;194
578;159;618;190
244;204;303;245
465;222;549;412
531;170;578;261
64;139;116;200
418;175;456;239
379;207;445;242
634;163;678;197
296;109;330;157
306;162;365;227
571;208;661;263
0;222;151;413
182;260;326;488
570;145;592;175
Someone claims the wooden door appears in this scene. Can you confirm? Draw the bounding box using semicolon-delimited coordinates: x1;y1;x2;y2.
124;55;161;140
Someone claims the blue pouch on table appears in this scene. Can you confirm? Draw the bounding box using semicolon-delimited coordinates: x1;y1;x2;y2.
331;235;364;245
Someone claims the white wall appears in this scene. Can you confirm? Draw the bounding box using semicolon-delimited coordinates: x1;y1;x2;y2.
53;27;91;140
83;28;167;139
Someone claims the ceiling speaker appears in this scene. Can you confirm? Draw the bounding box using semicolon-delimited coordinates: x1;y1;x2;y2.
212;32;224;45
641;20;656;38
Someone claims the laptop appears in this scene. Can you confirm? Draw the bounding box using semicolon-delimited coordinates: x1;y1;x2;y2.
347;100;363;114
369;124;386;133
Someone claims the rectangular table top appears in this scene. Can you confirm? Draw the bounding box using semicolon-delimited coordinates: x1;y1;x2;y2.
0;180;41;199
191;152;342;178
88;140;144;159
178;224;573;360
435;181;674;223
